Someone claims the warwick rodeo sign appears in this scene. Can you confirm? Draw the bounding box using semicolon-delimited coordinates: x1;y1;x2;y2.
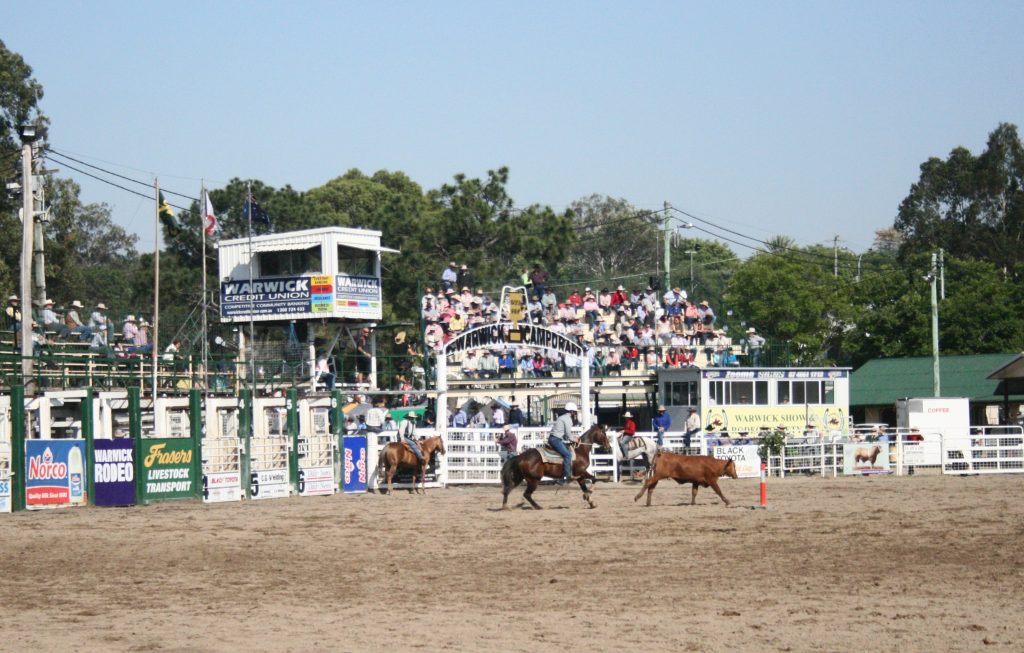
442;322;583;356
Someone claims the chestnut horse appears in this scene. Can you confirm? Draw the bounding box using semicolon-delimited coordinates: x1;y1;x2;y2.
500;423;610;510
377;435;446;495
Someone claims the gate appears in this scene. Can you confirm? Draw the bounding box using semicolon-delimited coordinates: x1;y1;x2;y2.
297;400;336;496
202;399;244;503
250;399;291;499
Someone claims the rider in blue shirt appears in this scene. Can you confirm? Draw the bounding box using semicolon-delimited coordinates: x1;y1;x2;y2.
548;402;579;485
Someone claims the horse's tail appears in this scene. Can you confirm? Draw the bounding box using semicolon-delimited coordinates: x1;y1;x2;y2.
500;455;520;491
376;444;389;478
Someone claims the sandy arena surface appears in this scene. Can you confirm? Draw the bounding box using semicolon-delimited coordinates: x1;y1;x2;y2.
1;473;1022;652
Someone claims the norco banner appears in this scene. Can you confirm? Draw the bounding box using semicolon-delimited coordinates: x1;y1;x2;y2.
221;276;312;318
141;439;195;502
335;274;382;319
26;440;87;509
343;435;367;493
93;439;135;506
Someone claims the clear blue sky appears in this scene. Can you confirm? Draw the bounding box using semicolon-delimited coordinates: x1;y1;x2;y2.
7;1;1023;254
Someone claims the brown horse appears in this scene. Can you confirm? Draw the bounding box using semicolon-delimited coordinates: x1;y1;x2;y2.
500;423;610;509
377;435;446;495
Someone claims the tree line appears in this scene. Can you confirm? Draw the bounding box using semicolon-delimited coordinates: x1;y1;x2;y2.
2;39;1023;368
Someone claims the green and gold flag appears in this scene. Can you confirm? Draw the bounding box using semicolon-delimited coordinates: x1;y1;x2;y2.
158;192;180;238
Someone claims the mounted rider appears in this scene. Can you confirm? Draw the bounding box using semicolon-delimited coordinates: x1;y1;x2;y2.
398;412;424;464
548;401;579;485
619;411;637;457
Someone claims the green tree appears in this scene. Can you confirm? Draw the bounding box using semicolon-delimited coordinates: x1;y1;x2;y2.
0;39;46;294
669;237;738;308
895;123;1024;273
563;194;661;288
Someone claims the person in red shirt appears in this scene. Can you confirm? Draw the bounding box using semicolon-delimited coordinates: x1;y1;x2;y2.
567;289;582;307
620;410;637;456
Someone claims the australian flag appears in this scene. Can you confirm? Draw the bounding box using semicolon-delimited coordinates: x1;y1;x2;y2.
244;193;271;226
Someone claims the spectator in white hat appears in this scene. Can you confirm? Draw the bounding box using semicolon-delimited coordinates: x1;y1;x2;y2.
5;295;21;330
89;303;109;335
441;261;458;291
745;327;766;366
64;300;92;340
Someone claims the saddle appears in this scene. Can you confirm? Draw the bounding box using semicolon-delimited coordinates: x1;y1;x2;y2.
624;436;647;451
536;444;575;466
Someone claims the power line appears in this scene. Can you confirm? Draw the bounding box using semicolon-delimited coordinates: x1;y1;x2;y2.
48;149;199;202
44;154;192;213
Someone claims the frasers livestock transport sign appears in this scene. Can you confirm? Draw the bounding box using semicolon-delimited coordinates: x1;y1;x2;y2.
141;440;195;501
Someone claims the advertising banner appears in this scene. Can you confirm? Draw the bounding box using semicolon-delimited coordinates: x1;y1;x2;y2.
843;442;891;475
221;276;312;319
342;435;368;493
703;406;847;436
140;439;196;502
702;369;849;380
250;469;290;499
26;440;87;509
203;471;242;503
335;274;382;319
299;466;335;496
93;439;135;506
711;444;761;478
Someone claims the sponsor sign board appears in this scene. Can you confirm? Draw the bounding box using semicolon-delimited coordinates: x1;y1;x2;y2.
26;440;87;509
93;439;136;506
299;466;335;496
702;369;849;379
141;439;196;501
843;442;891;475
900;439;942;467
711;444;761;478
342;436;367;493
203;471;242;503
221;276;312;319
250;469;290;499
335;274;382;319
703;406;847;436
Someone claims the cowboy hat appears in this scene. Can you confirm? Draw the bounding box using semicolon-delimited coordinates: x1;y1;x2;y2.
700;300;709;307
7;295;18;302
70;300;83;309
43;298;54;306
688;407;697;413
96;303;108;310
747;327;756;333
124;315;136;322
657;405;666;411
394;331;407;345
623;411;633;418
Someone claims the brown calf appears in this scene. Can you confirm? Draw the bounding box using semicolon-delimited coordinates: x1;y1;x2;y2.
634;452;738;507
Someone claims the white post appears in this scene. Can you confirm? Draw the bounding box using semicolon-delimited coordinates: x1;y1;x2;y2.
435;350;448;434
19;139;33;385
580;349;591;429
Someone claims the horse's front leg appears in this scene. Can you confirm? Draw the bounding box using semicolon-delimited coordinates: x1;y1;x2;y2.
577;477;595;509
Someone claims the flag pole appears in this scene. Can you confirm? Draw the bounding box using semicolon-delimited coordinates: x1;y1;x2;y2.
201;180;209;394
152;178;161;400
247;182;256;396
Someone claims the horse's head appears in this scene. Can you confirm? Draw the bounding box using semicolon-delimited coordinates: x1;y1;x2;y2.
583;423;610;449
424;434;446;457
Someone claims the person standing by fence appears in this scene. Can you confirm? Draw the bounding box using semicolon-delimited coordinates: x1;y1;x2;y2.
684;407;701;450
495;428;518;463
652;405;672;447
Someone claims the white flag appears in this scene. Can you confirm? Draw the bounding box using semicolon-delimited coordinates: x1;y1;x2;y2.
203;191;217;237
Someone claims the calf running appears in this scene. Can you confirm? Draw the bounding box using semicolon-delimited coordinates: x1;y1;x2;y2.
634;452;738;507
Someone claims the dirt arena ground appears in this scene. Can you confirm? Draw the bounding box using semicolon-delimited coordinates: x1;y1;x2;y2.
2;473;1022;652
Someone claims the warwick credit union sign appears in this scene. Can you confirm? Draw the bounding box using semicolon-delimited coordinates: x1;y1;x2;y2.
221;274;382;322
